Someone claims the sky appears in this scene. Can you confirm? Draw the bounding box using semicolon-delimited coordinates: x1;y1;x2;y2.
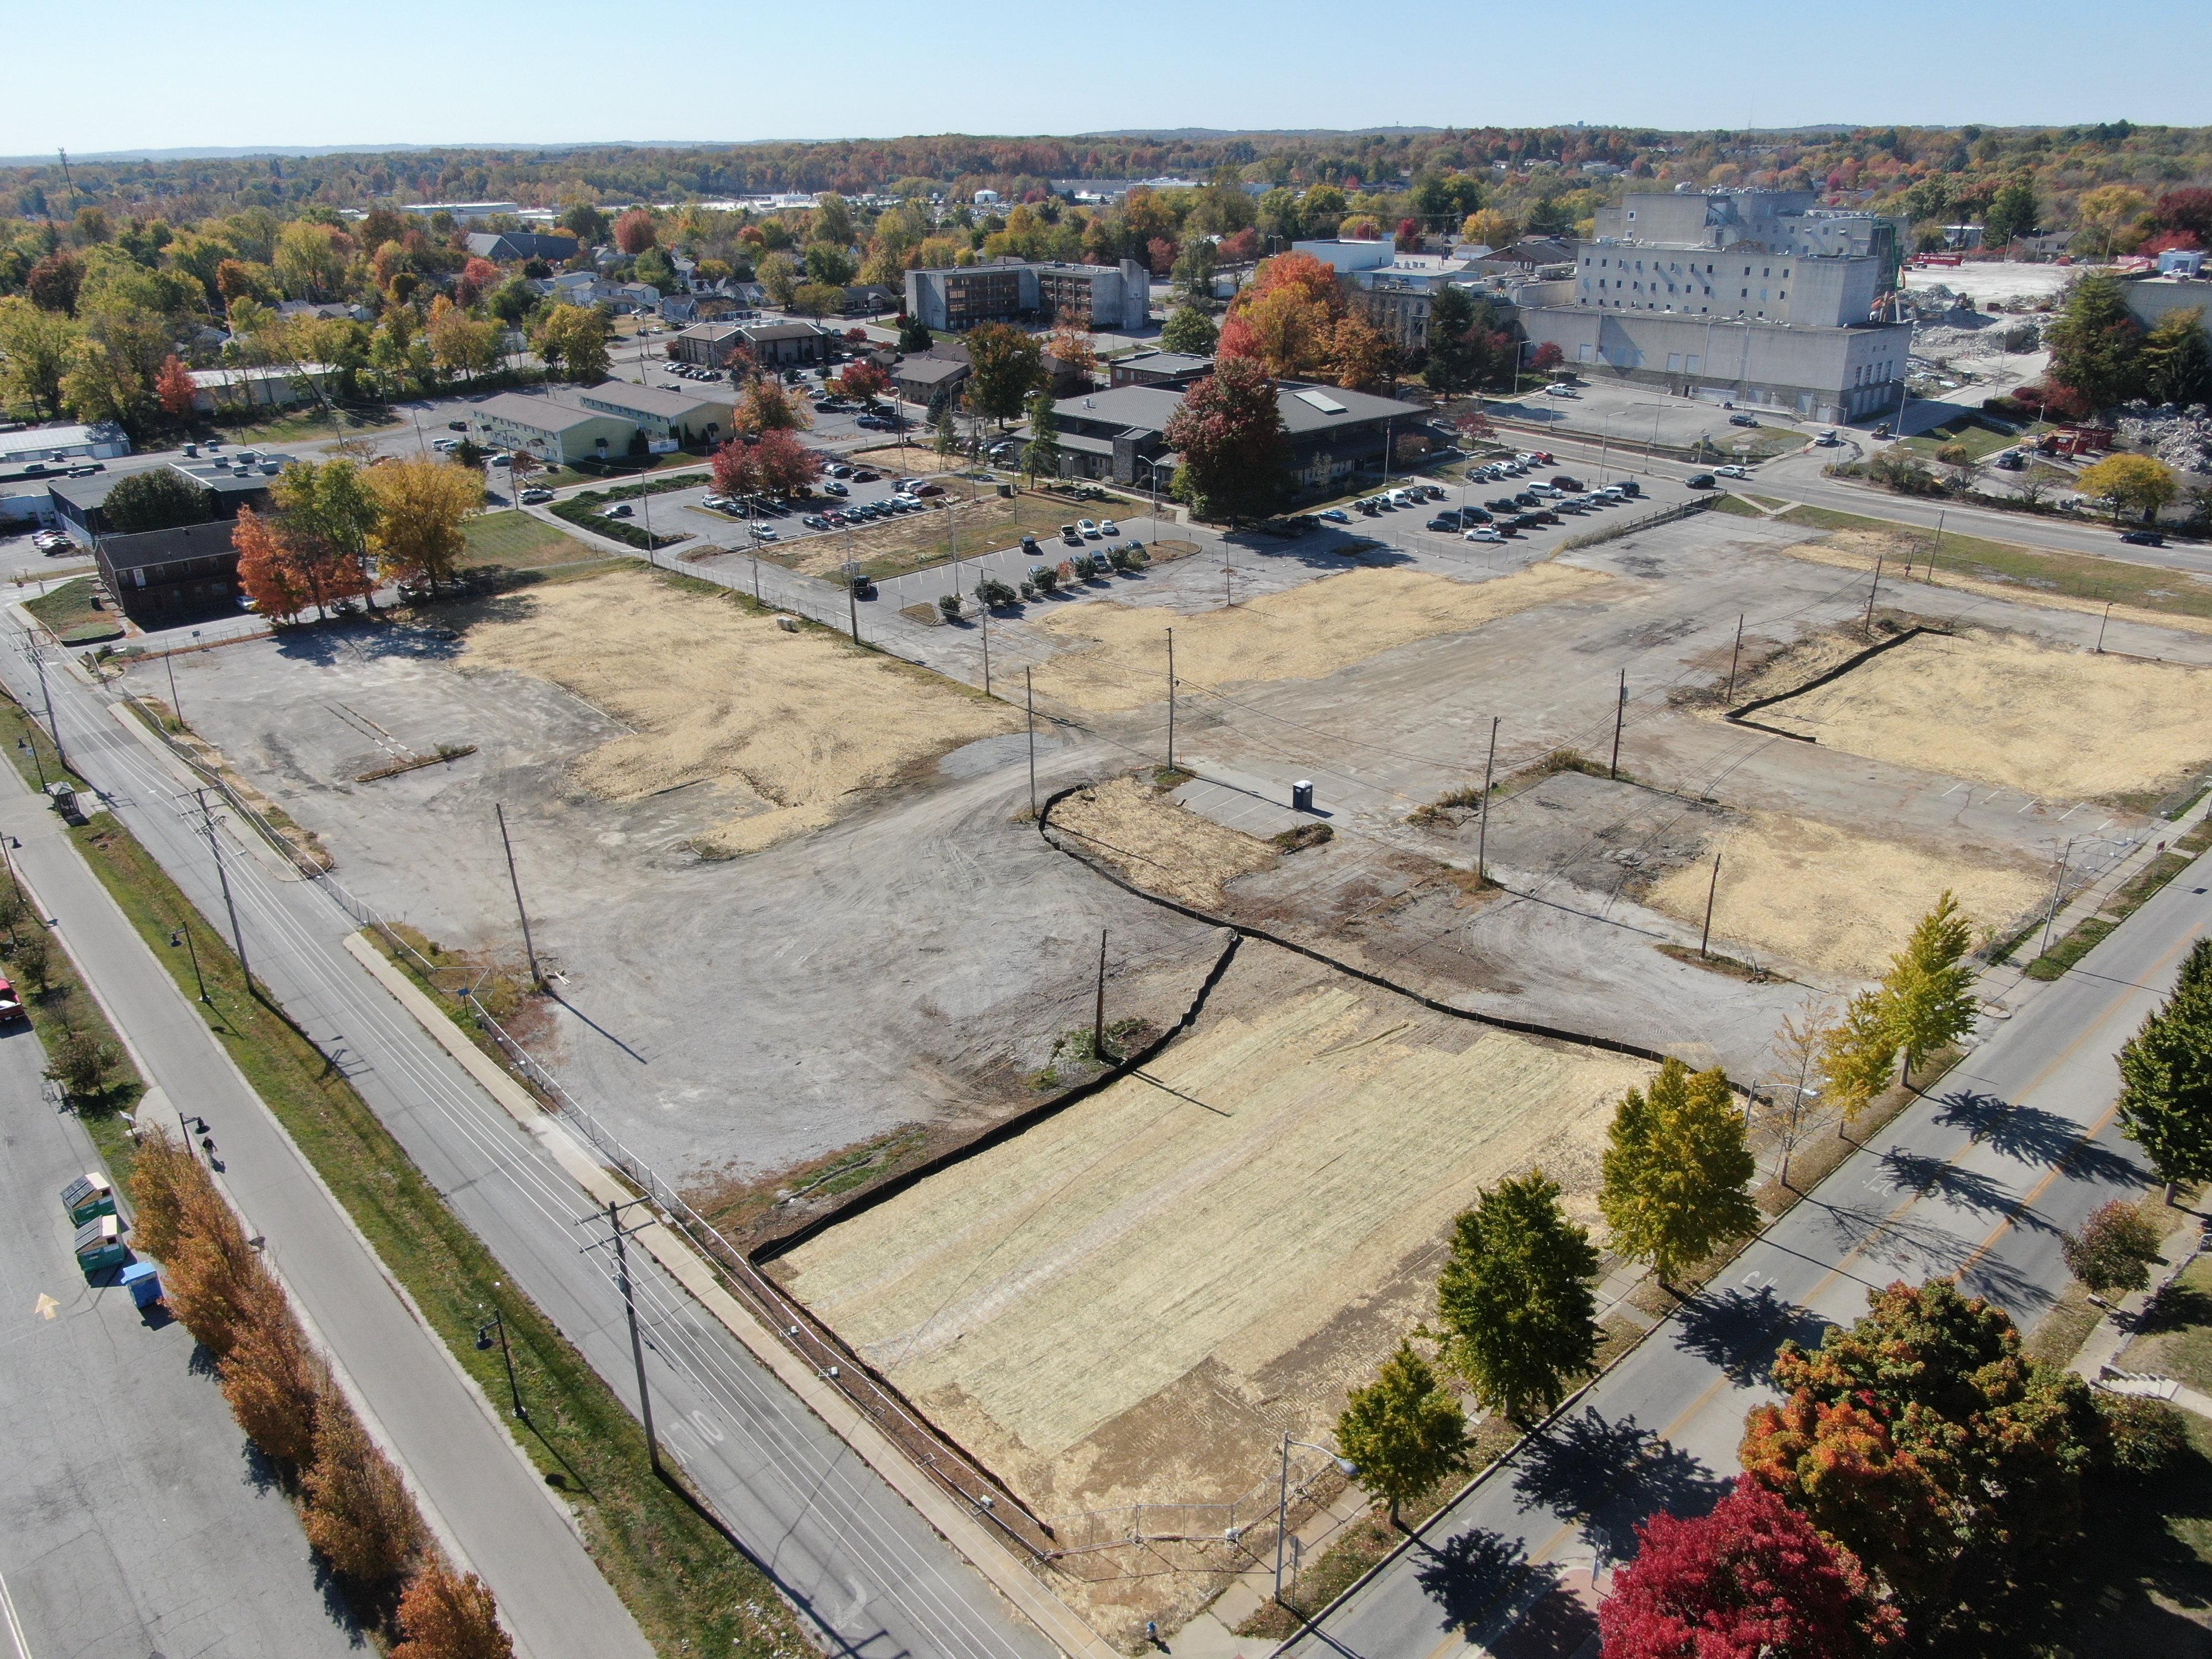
5;1;2207;158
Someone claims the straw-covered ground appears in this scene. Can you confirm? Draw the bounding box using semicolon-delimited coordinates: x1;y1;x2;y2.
457;567;1016;853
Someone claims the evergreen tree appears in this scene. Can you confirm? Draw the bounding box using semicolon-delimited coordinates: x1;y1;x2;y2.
1981;178;2038;248
2047;272;2145;413
2116;985;2212;1199
1020;387;1062;482
2140;307;2212;409
1335;1342;1468;1527
1599;1058;1760;1286
1884;890;1979;1083
929;387;959;458
1423;284;1490;396
1436;1171;1599;1425
896;313;933;353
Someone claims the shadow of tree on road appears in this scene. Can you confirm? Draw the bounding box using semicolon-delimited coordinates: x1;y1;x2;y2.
1932;1089;2146;1189
1413;1526;1545;1634
1668;1284;1835;1386
1510;1405;1728;1566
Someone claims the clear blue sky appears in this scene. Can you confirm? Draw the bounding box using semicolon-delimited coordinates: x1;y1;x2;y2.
6;1;2205;158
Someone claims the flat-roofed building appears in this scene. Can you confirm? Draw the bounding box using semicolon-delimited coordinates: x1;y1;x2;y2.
903;258;1151;333
467;393;636;466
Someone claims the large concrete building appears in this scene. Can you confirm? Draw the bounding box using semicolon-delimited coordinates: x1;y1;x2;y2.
904;258;1151;333
1507;190;1912;424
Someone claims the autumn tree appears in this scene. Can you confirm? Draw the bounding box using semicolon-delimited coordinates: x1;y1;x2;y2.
220;1275;325;1467
1884;890;1979;1083
124;1126;201;1262
271;459;379;616
368;458;485;596
304;1402;427;1584
788;282;845;319
2062;1199;2165;1298
1047;323;1099;384
709;439;763;500
164;1163;267;1361
837;358;891;403
1219;251;1345;380
1819;988;1899;1135
735;373;812;435
43;1027;117;1102
1334;1342;1467;1527
963;322;1046;426
1599;1057;1759;1286
1740;1279;2096;1633
154;353;197;421
613;209;657;257
1600;1476;1900;1659
393;1560;514;1659
751;427;821;497
455;257;501;308
234;507;314;622
1163;353;1291;524
1435;1171;1599;1424
1327;311;1397;392
2077;452;2179;524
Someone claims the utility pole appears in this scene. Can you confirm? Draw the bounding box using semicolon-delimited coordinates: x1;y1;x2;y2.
1699;852;1722;958
164;650;185;725
24;630;64;771
2096;602;2112;655
1609;670;1626;780
1092;929;1107;1061
1724;613;1745;703
1025;667;1036;817
1930;509;1946;586
2041;838;2077;956
979;593;991;697
1476;716;1499;885
848;571;859;642
495;804;542;987
1863;551;1884;634
198;789;249;985
581;1199;661;1475
1165;628;1175;771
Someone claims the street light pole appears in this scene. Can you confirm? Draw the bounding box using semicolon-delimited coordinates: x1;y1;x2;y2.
477;1288;525;1420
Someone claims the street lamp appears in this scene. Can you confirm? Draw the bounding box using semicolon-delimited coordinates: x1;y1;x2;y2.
1274;1433;1357;1606
169;926;209;1004
476;1286;525;1420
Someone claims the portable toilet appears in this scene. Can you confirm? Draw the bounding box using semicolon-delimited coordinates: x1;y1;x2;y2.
61;1172;114;1227
73;1215;128;1274
119;1262;163;1309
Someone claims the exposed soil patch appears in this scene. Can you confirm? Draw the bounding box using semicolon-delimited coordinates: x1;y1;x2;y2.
453;567;1016;854
1031;562;1616;712
1048;774;1277;909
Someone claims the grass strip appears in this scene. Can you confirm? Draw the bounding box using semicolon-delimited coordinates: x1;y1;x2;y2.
0;695;805;1659
1708;493;1767;518
2018;817;2212;980
1777;502;2212;622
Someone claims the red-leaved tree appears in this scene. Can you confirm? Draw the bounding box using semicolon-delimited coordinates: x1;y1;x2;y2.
752;429;821;497
709;440;763;499
233;507;312;622
614;210;656;256
1395;217;1423;252
455;257;501;307
1599;1477;1901;1659
838;360;892;401
1218;227;1260;264
155;354;199;420
1531;341;1566;374
1146;237;1178;276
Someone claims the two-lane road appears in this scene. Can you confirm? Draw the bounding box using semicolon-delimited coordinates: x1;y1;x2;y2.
1289;844;2201;1657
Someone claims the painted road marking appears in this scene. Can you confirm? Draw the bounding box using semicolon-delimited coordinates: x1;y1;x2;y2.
33;1296;55;1321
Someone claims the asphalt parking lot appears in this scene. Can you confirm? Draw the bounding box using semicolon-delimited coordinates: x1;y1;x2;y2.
610;456;955;555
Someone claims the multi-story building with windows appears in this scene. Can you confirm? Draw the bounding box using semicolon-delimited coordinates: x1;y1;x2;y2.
1505;190;1913;424
904;258;1151;333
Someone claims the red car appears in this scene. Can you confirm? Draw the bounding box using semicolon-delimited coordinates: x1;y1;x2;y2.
0;977;23;1021
906;482;945;497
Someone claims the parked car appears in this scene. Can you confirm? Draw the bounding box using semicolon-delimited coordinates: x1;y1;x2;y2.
1728;413;1759;427
1686;473;1718;489
432;437;460;452
0;975;22;1021
1543;383;1579;398
1077;519;1100;537
822;481;848;495
1465;527;1504;543
908;481;943;497
1618;480;1641;497
802;514;829;529
1319;508;1350;524
1528;483;1561;498
519;488;554;504
1060;525;1083;546
446;419;468;431
1426;516;1459;532
1550;476;1584;492
1100;520;1119;536
851;470;879;483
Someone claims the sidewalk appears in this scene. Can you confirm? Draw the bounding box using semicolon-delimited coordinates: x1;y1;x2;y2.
0;778;653;1659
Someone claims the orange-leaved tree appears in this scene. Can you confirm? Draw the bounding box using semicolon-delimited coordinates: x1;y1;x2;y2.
233;507;315;622
155;354;197;420
393;1559;514;1659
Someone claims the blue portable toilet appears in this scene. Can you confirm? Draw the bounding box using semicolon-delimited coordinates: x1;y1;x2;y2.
119;1262;163;1308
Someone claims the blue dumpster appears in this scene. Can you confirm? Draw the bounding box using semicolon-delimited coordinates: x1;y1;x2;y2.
120;1262;163;1308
